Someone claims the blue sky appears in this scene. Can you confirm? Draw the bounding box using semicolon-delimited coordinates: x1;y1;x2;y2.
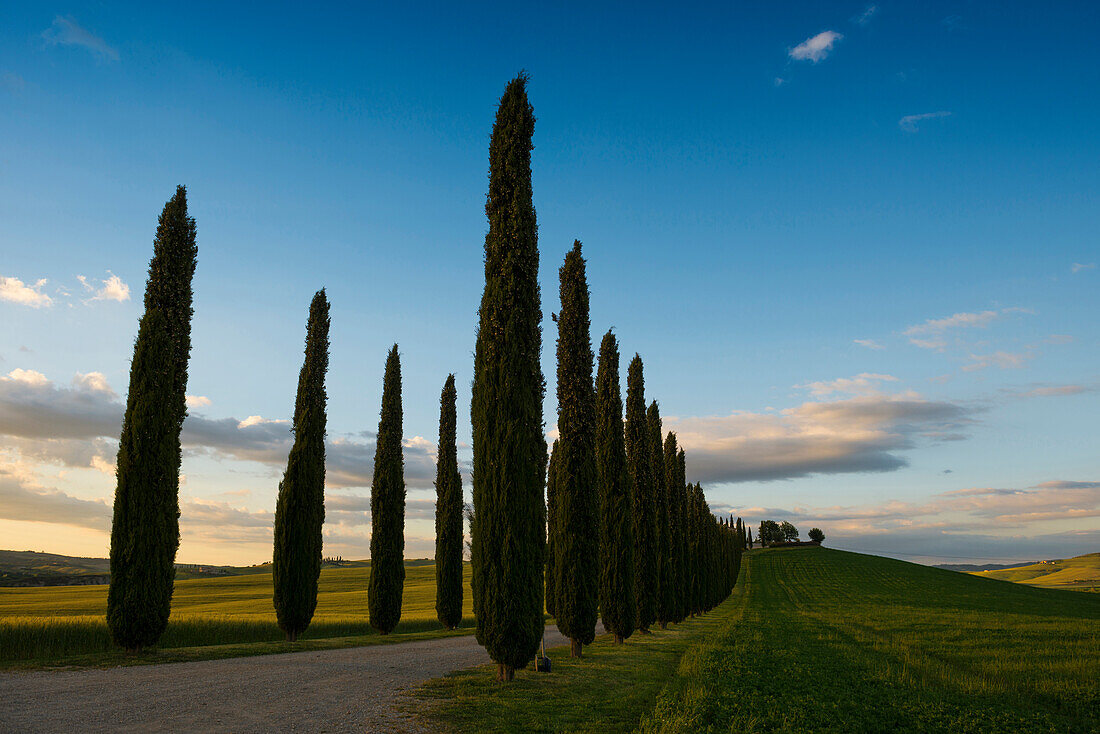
1;1;1097;565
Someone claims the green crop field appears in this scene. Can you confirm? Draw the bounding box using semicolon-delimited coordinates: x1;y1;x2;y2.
971;552;1100;591
0;561;474;667
417;546;1099;733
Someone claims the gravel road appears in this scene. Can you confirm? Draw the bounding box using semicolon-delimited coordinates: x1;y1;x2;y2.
0;629;569;733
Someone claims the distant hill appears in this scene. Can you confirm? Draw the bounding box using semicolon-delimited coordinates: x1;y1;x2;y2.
970;552;1100;591
934;561;1033;573
0;550;435;586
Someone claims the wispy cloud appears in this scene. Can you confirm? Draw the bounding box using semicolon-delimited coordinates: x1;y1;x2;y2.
899;111;951;132
796;373;898;397
1071;262;1095;274
962;351;1032;372
853;5;878;26
902;308;1025;350
0;276;53;308
41;16;118;62
789;31;843;63
853;338;884;350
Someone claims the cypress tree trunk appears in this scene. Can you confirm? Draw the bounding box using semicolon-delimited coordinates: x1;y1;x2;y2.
662;432;683;624
545;439;560;619
552;240;599;658
369;345;406;634
596;331;634;644
649;402;672;630
108;186;197;652
625;355;655;633
272;290;330;642
435;374;463;630
470;73;546;681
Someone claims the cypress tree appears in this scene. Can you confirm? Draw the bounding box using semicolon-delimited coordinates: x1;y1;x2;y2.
596;331;634;644
369;345;406;634
470;73;545;682
677;447;691;620
545;439;560;619
649;402;673;629
108;186;197;652
552;240;599;657
272;289;330;642
662;432;683;624
434;374;463;630
625;355;656;632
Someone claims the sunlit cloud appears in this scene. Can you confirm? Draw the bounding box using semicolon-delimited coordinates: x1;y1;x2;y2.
796;373;898;397
186;395;212;410
962;350;1032;372
0;276;53;308
666;391;976;484
78;272;131;302
853;339;884;350
902;308;1025;350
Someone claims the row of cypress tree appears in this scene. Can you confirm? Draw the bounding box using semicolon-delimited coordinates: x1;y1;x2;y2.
470;73;747;679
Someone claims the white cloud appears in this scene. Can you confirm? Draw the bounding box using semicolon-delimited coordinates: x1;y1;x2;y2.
1071;262;1095;274
796;373;898;397
186;395;212;410
237;415;286;430
41;16;119;62
853;339;884;350
899;111;951;132
789;31;843;63
0;276;53;308
79;272;130;302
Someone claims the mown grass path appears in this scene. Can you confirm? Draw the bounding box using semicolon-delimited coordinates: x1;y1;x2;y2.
640;547;1099;733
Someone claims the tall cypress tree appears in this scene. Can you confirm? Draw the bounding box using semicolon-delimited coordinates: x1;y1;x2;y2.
552;240;599;658
545;439;560;619
662;432;683;624
596;331;634;644
470;73;545;682
108;186;197;652
649;402;673;629
369;345;406;634
668;448;686;620
272;290;330;642
434;374;463;630
625;355;656;632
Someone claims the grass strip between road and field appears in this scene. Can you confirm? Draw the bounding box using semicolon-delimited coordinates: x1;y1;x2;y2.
411;592;745;734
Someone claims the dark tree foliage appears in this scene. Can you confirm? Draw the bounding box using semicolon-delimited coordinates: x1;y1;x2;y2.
758;520;783;545
662;432;683;624
108;186;197;652
545;439;560;619
596;331;635;644
107;310;178;651
552;241;599;657
677;448;691;620
470;73;546;681
649;402;674;629
369;345;406;634
435;374;463;630
808;527;825;544
625;355;656;632
780;521;800;542
273;290;330;642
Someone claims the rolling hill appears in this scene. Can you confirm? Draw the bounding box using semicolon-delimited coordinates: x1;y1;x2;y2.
970;552;1100;591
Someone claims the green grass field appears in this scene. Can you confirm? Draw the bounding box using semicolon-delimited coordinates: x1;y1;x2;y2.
417;547;1099;733
0;562;474;667
971;552;1100;591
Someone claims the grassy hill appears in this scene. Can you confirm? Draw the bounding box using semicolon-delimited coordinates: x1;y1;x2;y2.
970;552;1100;591
637;547;1098;732
416;546;1099;733
0;561;473;666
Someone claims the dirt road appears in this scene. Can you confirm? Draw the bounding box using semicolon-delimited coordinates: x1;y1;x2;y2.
0;629;568;733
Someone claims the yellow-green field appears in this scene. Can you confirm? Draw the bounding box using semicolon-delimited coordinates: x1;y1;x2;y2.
0;562;474;667
971;552;1100;591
